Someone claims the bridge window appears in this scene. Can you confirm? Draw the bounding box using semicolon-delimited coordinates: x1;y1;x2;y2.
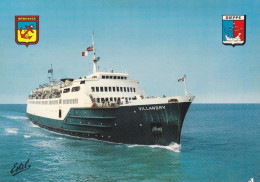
97;98;100;103
110;97;113;101
120;87;123;92
124;87;126;92
106;76;109;79
110;76;113;79
63;88;70;93
96;87;99;92
117;76;120;79
72;86;80;92
102;76;105;79
100;87;103;92
109;87;111;92
80;81;85;84
133;88;136;92
116;87;119;92
127;87;129;92
130;88;133;92
113;87;115;92
91;87;95;92
105;87;108;92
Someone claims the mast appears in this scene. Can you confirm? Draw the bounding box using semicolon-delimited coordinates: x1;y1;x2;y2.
92;32;99;73
183;74;188;96
51;64;54;86
48;64;54;92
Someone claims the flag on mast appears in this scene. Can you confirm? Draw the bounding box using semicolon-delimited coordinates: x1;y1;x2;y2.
87;46;93;52
82;51;88;56
178;74;186;82
82;45;94;56
178;77;184;82
178;74;188;95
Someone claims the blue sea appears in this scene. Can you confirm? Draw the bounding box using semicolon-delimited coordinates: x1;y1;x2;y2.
0;104;259;181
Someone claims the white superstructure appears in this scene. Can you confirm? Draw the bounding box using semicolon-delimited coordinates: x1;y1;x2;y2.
27;33;194;122
27;69;193;120
27;70;147;119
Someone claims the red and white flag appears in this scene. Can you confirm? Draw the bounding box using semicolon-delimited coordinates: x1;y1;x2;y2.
82;46;94;56
178;77;184;82
178;74;186;82
87;46;93;52
82;51;88;56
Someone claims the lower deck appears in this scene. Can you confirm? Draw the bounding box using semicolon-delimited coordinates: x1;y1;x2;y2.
27;102;191;145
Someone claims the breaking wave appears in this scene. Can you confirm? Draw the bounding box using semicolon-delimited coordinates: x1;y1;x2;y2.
24;135;31;138
29;122;39;128
128;142;181;152
5;128;18;135
248;178;254;182
149;142;181;152
6;116;27;120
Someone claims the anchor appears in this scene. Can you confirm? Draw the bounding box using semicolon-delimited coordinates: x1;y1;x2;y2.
19;24;34;39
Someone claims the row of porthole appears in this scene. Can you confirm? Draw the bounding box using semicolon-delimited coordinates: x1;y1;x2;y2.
66;131;110;140
68;120;103;126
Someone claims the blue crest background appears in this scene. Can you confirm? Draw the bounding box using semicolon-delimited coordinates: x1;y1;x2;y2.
222;20;234;40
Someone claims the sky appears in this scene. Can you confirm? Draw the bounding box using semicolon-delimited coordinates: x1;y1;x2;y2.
0;0;259;104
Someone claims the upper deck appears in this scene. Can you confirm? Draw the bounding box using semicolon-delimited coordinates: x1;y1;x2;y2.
28;70;145;107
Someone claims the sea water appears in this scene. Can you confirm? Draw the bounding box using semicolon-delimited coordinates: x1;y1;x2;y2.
0;104;259;181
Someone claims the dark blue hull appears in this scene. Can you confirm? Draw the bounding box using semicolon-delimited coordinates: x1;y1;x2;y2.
27;102;191;145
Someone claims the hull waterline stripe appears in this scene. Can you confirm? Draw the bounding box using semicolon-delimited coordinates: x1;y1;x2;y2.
65;122;112;128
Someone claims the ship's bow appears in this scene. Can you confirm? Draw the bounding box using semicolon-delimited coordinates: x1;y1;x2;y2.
114;96;194;145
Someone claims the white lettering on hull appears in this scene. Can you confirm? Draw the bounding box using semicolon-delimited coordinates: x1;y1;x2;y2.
138;105;166;111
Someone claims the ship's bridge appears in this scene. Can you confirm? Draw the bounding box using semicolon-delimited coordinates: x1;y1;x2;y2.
85;72;129;80
77;71;143;107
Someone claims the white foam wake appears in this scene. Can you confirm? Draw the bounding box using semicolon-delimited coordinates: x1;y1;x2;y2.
24;135;31;138
149;142;181;152
128;142;181;152
6;116;27;120
29;122;39;128
248;178;254;182
5;128;18;134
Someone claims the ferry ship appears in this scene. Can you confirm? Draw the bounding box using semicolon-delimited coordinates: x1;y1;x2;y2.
26;34;195;146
